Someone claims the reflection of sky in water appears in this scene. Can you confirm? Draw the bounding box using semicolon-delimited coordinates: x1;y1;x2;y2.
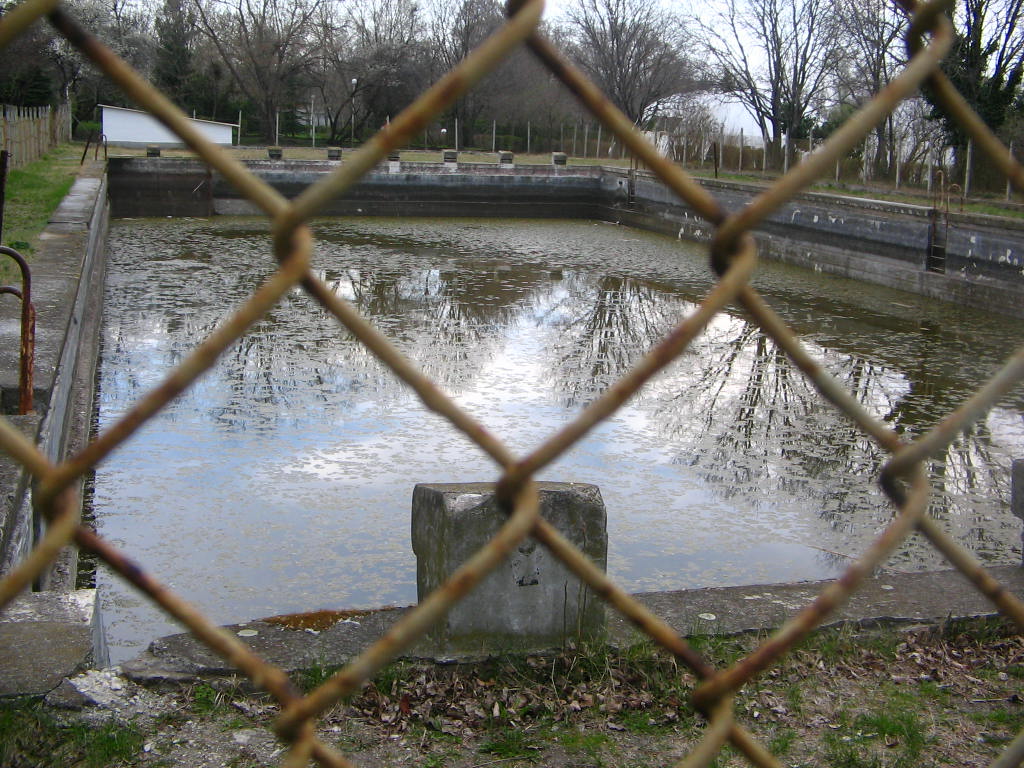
95;218;1024;661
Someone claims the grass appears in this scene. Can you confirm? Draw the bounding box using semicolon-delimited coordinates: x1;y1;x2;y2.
190;682;224;714
559;727;611;756
0;700;143;767
855;707;928;757
767;727;797;755
0;143;80;283
296;661;343;693
478;729;543;760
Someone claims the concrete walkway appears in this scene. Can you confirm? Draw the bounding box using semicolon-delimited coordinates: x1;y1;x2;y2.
118;565;1024;687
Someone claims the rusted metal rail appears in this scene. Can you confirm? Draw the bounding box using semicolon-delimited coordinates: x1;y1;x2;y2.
79;131;107;165
0;246;34;414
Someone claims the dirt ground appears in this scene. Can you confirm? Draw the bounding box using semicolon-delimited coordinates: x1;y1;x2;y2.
2;620;1022;768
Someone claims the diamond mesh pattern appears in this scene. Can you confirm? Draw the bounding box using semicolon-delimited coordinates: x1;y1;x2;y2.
1;1;1023;765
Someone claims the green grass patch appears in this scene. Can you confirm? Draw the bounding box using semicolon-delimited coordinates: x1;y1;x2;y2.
420;751;455;768
935;616;1015;643
767;726;796;755
478;729;542;760
617;708;669;735
296;661;344;693
818;696;928;768
823;731;887;768
970;707;1024;731
0;143;80;282
915;679;952;702
559;727;611;756
784;682;804;715
0;700;143;767
1005;664;1024;679
854;707;927;757
685;633;752;668
190;682;222;714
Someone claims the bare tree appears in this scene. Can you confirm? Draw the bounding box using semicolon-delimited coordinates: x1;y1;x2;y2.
346;0;428;136
566;0;702;127
193;0;323;142
833;0;906;175
427;0;504;148
890;97;946;183
659;101;719;163
48;0;155;121
696;0;841;168
307;2;355;144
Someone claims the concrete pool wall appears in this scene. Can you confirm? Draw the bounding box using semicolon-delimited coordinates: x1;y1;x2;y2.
108;156;1024;317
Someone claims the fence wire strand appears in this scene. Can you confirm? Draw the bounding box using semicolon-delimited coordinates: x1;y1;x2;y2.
0;0;1023;764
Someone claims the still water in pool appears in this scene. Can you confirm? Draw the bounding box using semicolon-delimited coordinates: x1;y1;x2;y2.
94;217;1024;661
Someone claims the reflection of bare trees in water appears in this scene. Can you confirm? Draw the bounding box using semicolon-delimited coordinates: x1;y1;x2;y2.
186;263;550;428
644;317;1015;563
652;319;878;501
105;224;556;432
546;275;1018;563
321;262;547;393
550;274;694;408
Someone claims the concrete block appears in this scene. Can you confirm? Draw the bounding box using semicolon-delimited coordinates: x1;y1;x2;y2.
552;152;567;166
412;481;606;655
443;150;458;171
388;152;401;173
146;145;160;157
0;589;106;697
267;146;283;160
499;151;514;169
327;147;342;161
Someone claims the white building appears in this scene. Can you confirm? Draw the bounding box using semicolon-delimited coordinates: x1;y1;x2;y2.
100;105;236;147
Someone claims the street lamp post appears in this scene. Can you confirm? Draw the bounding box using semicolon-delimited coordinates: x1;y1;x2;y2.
440;127;447;149
350;78;357;148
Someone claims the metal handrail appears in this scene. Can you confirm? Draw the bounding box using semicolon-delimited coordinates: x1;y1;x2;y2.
0;245;34;414
79;131;108;164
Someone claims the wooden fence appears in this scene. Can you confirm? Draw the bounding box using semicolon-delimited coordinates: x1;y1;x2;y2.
0;103;72;169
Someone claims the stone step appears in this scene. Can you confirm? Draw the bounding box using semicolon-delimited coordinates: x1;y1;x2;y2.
0;588;106;697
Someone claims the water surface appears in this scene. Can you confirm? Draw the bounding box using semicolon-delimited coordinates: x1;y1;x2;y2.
95;217;1024;661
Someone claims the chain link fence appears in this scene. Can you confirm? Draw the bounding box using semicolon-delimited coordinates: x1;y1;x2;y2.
2;0;1024;764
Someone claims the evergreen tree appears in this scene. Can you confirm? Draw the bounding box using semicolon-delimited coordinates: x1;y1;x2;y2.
154;0;197;109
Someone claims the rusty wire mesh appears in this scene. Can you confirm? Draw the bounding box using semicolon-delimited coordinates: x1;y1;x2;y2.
2;0;1024;764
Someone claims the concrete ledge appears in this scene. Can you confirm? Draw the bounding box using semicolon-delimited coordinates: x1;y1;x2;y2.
0;589;105;697
118;565;1024;687
0;160;109;588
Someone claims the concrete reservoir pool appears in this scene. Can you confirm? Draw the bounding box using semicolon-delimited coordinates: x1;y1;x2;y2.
95;217;1024;661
